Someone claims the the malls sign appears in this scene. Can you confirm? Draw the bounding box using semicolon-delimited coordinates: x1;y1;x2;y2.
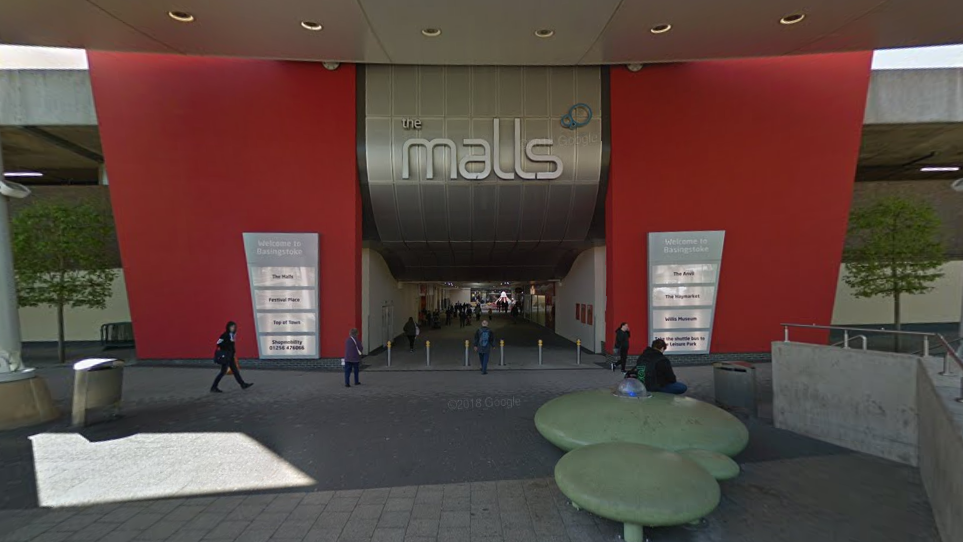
402;118;563;181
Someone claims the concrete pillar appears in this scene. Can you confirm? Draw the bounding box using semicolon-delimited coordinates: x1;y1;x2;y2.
0;131;29;378
0;135;58;430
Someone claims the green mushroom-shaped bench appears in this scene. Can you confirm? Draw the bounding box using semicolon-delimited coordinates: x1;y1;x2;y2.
555;442;721;542
535;388;749;456
536;382;749;539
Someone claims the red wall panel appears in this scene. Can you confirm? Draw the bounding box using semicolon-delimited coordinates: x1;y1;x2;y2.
606;53;872;354
87;53;360;359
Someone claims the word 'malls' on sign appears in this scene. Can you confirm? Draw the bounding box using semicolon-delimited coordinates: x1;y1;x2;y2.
402;118;562;181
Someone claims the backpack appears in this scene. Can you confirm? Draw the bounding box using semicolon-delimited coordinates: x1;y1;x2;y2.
479;328;491;348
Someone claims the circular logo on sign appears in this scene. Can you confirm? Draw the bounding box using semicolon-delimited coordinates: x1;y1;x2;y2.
560;103;593;130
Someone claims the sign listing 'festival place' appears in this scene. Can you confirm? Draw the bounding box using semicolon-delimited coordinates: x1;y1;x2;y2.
243;233;319;359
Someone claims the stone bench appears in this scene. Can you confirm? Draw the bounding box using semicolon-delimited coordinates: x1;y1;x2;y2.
535;388;750;456
555;441;721;542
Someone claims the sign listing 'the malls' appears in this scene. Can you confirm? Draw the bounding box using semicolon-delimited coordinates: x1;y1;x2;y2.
647;231;725;355
243;233;319;359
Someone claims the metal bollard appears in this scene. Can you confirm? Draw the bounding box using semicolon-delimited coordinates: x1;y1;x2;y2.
500;340;505;366
387;341;392;367
576;339;581;365
464;340;470;367
426;341;431;367
923;336;930;357
843;330;849;349
941;353;954;376
538;339;543;365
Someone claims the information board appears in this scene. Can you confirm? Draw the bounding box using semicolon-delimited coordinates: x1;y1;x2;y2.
243;233;319;359
648;231;725;355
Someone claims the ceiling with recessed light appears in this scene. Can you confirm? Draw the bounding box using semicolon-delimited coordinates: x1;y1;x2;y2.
0;0;962;65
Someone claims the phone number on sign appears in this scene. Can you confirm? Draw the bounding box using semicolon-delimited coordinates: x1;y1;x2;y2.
447;397;521;410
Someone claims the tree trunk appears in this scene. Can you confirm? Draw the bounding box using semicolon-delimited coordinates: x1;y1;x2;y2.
57;302;66;364
894;292;902;352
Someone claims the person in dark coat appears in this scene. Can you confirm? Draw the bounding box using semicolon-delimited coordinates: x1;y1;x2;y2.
635;338;686;394
211;321;253;393
403;317;417;352
473;320;495;375
614;322;631;372
344;328;363;388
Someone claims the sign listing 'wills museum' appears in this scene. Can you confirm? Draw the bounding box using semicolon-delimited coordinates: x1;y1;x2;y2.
647;231;725;355
243;233;319;359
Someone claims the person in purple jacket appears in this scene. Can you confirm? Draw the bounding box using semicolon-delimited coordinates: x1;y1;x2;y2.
344;328;363;388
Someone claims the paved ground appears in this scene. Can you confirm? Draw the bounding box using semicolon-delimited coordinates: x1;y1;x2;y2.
0;363;941;541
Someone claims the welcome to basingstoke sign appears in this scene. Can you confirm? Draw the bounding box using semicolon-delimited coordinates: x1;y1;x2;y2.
647;231;725;355
242;233;319;359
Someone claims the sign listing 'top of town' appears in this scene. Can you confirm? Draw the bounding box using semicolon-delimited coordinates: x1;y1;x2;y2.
243;233;319;359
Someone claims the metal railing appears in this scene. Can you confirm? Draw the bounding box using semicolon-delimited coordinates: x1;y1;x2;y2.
782;323;963;402
830;334;868;350
911;336;963;357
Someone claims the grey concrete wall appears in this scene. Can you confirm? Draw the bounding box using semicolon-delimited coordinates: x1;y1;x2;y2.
866;69;963;124
917;358;963;542
0;70;96;126
772;342;919;465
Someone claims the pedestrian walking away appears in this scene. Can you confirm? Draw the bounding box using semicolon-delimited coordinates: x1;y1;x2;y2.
473;320;495;375
343;328;363;388
403;316;417;351
211;321;253;393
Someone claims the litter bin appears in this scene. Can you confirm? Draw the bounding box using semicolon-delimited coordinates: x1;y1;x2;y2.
72;358;124;427
712;361;756;416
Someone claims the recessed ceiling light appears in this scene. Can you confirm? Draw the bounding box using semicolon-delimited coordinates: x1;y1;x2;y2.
168;11;195;23
300;21;323;31
534;29;555;38
780;13;805;25
920;166;960;172
421;28;442;37
3;171;43;178
650;24;672;34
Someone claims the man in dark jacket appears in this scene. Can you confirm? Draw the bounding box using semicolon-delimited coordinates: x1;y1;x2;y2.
614;322;630;372
635;339;687;394
403;317;417;352
473;320;495;375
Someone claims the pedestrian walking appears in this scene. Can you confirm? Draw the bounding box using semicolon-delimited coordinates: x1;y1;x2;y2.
614;322;630;372
343;328;363;388
211;321;253;393
403;317;418;352
473;320;495;375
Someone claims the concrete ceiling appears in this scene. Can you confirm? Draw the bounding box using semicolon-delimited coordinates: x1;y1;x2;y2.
1;0;963;65
858;123;963;181
0;126;102;184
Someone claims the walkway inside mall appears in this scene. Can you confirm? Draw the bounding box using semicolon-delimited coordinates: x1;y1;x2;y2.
366;314;605;371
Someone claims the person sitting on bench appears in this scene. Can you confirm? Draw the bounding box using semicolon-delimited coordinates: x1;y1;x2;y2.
635;338;687;395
